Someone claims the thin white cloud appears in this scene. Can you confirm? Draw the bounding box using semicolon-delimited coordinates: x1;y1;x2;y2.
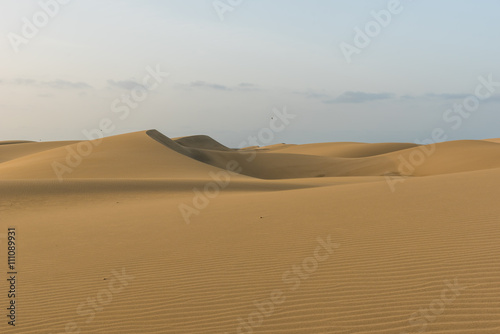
179;81;260;92
108;80;146;90
325;91;394;104
4;78;92;89
41;80;92;89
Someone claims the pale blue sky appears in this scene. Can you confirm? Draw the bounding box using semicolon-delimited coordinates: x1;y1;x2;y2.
1;0;499;146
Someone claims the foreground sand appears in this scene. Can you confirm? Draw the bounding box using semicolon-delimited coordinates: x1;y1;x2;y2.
1;130;499;333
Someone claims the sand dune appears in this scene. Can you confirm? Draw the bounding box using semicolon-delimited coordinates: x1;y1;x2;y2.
261;141;419;158
0;131;237;180
388;139;500;176
484;138;500;144
0;140;35;145
174;134;232;151
0;140;78;163
1;130;499;333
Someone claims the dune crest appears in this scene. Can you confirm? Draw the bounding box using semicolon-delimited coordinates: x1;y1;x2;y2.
3;130;500;180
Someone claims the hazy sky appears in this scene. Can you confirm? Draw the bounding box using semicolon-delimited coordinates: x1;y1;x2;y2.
1;0;500;146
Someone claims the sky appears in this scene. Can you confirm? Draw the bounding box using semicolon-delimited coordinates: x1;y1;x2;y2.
1;0;500;147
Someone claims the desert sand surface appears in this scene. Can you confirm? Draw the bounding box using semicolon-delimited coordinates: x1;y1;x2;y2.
1;130;499;333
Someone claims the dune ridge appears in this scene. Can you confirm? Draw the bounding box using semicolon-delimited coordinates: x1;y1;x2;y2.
4;130;500;180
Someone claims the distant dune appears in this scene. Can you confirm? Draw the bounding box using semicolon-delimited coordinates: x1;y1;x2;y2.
484;138;500;144
173;134;232;151
1;130;499;333
0;140;35;145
